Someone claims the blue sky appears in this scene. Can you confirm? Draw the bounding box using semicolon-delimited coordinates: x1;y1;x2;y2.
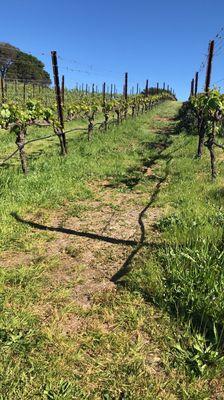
1;0;224;99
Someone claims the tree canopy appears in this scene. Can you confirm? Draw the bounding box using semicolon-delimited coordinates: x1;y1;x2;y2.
0;42;51;85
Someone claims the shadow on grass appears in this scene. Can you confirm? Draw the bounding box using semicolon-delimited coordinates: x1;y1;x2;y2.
106;134;173;190
109;118;185;282
11;212;139;247
110;167;170;282
11;123;175;284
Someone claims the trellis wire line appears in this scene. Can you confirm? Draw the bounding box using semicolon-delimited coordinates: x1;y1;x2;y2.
0;122;108;167
212;78;224;85
0;148;20;166
0;133;56;166
0;46;95;74
0;45;134;80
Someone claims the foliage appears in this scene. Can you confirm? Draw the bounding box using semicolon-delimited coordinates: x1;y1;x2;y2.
190;90;224;124
0;100;54;131
181;90;224;177
0;91;175;133
7;51;51;84
0;42;19;78
0;42;51;84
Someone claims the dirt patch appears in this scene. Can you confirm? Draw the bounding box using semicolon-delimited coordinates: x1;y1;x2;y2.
6;179;164;312
5;111;174;314
209;379;224;400
43;183;163;308
154;116;175;122
0;251;32;268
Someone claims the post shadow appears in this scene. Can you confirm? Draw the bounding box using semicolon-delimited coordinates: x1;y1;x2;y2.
110;167;170;283
11;212;138;247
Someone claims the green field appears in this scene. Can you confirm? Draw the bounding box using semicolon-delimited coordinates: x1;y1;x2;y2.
1;100;224;399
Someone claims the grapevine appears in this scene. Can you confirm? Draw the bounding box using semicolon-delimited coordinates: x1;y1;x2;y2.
0;90;175;173
190;89;224;178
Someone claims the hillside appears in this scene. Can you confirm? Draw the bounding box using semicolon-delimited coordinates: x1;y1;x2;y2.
1;101;224;398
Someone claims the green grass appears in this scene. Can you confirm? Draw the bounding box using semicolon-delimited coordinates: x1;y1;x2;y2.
0;109;158;251
1;100;224;399
124;113;224;380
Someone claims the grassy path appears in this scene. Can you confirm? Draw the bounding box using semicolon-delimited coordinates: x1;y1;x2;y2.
1;101;224;399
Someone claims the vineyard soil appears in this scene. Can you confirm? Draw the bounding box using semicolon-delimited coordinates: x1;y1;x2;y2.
1;101;224;399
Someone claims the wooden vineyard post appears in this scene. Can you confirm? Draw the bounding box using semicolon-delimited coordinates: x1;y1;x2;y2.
204;40;216;171
102;82;108;131
197;40;215;158
190;79;194;97
145;79;149;96
124;72;128;119
85;84;88;95
145;80;149;111
51;50;67;155
157;82;159;94
195;72;199;96
205;40;214;93
92;84;95;95
124;73;128;100
136;83;139;94
61;75;65;106
163;82;165;91
110;84;113;99
102;82;106;106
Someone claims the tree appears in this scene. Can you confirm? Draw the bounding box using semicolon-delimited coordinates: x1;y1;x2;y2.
0;42;51;85
8;52;51;84
0;42;19;78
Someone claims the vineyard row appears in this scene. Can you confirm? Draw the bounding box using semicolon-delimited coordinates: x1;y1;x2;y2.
0;51;176;174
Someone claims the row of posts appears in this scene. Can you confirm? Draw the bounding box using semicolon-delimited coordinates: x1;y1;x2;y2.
74;81;174;96
0;50;175;157
0;65;175;104
50;50;175;156
0;78;47;102
190;39;214;97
